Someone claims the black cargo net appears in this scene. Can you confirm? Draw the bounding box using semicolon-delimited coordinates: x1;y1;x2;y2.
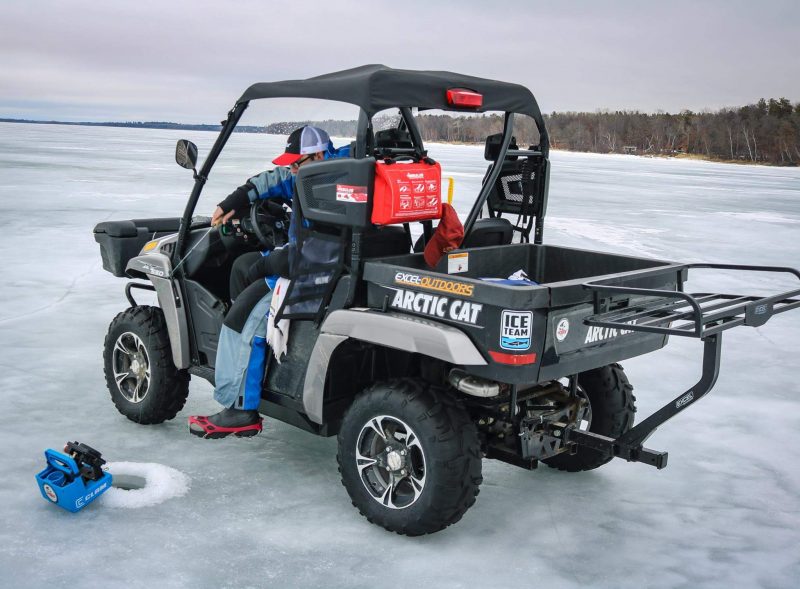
274;196;347;323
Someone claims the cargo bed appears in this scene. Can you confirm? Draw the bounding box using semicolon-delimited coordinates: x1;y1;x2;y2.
364;244;800;383
364;243;680;383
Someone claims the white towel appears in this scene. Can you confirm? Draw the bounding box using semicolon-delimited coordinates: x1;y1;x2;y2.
267;277;291;363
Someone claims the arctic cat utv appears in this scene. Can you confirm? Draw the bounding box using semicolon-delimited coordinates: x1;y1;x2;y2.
94;65;800;535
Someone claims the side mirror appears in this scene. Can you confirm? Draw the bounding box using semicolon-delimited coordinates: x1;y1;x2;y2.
175;140;198;170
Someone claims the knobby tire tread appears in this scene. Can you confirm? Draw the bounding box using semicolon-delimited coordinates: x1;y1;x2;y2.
337;378;482;536
104;306;189;425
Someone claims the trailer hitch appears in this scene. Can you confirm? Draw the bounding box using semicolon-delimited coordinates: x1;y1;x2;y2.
551;334;723;469
557;426;669;469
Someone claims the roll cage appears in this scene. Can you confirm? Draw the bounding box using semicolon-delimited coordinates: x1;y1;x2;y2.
172;64;551;270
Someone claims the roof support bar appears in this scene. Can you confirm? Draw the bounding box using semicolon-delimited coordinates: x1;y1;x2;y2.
463;112;515;238
173;101;249;267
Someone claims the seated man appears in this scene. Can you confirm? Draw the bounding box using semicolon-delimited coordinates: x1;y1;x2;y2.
189;126;348;438
222;126;349;300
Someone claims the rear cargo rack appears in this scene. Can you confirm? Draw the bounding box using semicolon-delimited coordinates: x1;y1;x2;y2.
584;263;800;339
559;263;800;468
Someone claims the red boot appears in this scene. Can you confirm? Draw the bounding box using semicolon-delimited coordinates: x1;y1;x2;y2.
188;408;263;439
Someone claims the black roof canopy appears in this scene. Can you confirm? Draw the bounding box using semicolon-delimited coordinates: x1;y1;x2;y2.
238;64;544;125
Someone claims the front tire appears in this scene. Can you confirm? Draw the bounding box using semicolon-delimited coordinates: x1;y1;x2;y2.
543;363;636;472
103;306;189;424
337;379;482;536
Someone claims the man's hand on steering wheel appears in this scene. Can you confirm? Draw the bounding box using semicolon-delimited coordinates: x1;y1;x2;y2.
212;206;236;227
213;183;253;227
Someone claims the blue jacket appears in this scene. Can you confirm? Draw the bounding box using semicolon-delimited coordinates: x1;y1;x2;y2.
244;141;350;205
247;141;350;289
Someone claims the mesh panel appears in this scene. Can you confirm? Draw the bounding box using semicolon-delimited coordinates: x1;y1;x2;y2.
487;166;537;215
501;173;523;203
277;229;346;322
299;126;330;154
500;172;536;205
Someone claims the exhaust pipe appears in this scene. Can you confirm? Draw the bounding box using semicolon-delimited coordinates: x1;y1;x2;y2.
448;369;500;398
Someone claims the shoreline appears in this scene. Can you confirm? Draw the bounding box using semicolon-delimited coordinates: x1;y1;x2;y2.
421;139;798;168
2;119;794;168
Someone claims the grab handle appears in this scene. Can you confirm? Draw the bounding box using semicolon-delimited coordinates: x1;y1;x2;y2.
44;449;80;477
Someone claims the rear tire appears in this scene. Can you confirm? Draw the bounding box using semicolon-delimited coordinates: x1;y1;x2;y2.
543;363;636;472
337;379;482;535
103;306;189;424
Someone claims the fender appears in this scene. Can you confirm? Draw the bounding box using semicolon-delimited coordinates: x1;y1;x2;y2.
302;308;487;424
125;253;190;369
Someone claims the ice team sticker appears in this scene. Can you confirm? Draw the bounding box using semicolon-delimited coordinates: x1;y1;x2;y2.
500;310;533;350
556;318;570;342
336;184;368;203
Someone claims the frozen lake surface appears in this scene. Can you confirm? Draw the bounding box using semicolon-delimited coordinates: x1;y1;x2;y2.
1;122;799;588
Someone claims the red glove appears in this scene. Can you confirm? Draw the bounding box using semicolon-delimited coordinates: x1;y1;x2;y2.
424;203;464;268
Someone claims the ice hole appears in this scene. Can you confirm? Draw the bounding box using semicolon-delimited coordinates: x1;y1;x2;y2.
101;462;190;509
111;474;147;490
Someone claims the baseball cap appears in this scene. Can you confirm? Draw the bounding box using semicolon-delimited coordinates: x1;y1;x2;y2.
272;126;331;166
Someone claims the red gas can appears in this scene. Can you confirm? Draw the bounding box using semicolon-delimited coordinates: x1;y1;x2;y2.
371;160;442;225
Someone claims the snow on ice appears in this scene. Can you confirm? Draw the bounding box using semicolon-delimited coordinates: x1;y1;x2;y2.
103;462;190;509
1;122;799;589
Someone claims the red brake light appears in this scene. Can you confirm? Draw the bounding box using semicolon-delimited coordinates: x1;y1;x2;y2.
446;88;483;109
488;351;537;366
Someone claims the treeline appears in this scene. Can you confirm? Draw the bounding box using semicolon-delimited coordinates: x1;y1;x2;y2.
415;98;800;165
7;97;799;165
265;119;356;137
265;114;398;138
547;98;800;165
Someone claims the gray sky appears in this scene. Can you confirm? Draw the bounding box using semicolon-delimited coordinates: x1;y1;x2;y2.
1;0;798;123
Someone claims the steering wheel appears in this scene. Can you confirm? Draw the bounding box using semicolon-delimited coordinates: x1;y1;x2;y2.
249;199;290;250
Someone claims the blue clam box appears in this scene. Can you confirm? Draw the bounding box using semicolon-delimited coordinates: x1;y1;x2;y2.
35;449;112;512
